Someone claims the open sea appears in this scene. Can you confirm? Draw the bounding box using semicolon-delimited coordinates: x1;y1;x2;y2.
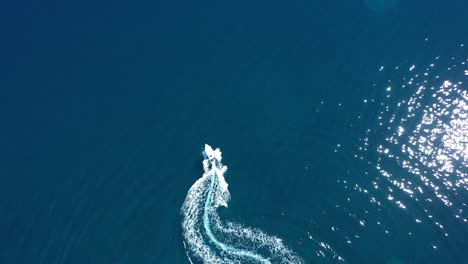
1;0;467;263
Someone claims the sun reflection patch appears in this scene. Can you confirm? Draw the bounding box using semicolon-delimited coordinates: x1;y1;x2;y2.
355;55;468;225
378;78;467;206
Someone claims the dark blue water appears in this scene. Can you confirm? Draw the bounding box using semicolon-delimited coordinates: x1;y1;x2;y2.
1;0;467;263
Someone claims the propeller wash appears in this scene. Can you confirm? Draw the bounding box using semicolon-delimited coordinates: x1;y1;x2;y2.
181;144;302;264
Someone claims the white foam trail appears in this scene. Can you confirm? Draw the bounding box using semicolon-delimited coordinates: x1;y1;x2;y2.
181;144;302;264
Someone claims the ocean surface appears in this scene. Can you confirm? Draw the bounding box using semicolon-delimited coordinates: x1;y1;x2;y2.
1;0;467;263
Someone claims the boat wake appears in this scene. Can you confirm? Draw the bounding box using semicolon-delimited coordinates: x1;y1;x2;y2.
181;144;302;264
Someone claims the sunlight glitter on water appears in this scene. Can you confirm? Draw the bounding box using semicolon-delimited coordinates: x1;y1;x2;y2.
358;55;468;225
376;70;467;206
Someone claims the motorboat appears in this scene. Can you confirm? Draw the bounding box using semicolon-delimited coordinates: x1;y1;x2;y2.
202;144;227;174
